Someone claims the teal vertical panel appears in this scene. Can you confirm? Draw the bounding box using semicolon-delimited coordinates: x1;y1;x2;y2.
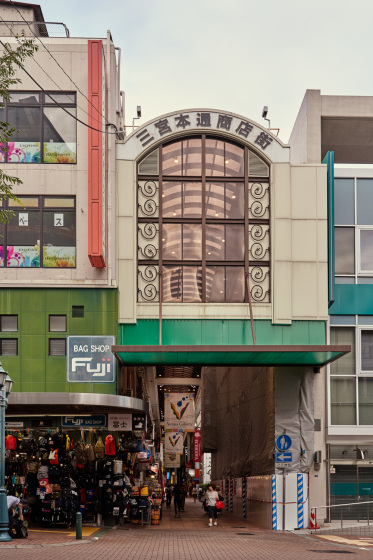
323;150;335;307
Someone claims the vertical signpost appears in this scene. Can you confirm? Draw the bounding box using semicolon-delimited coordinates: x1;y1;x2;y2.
275;434;292;531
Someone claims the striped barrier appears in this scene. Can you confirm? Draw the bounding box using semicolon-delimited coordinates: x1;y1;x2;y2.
225;478;229;511
230;478;233;513
272;475;277;530
297;474;303;529
242;477;247;518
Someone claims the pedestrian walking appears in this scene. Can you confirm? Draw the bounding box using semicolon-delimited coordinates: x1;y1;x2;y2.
205;484;219;527
192;485;198;502
173;484;182;517
165;484;172;508
180;482;187;511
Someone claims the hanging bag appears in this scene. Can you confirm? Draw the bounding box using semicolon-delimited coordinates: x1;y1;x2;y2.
105;434;116;456
95;435;105;459
85;431;95;462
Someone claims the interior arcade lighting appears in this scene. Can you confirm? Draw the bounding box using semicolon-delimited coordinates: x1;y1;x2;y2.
0;363;13;542
262;106;270;129
132;105;142;132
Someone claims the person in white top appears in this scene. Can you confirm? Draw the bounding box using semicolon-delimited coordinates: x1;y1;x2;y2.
205;484;219;527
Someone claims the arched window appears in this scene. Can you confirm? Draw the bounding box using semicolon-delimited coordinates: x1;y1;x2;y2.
137;136;270;303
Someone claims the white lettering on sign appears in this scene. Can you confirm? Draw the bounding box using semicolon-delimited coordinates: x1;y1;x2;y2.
74;345;89;352
71;357;111;377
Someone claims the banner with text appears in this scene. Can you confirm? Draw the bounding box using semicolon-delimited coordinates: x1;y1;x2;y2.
193;430;201;462
164;430;184;454
164;393;195;431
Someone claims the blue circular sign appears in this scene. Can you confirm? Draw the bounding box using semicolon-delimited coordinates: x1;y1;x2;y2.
276;434;291;451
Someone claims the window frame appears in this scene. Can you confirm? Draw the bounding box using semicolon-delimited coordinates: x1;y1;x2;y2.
0;315;18;332
137;135;270;304
1;91;77;165
0;195;76;268
0;338;18;356
49;315;67;332
48;338;66;357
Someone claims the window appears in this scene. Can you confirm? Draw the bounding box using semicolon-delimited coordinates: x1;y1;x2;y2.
0;316;17;332
72;306;84;318
0;92;77;164
49;315;66;332
0;196;76;268
0;339;18;356
49;339;66;356
137;136;270;304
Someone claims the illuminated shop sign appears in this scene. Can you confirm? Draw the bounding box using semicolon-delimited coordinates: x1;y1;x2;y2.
67;336;115;383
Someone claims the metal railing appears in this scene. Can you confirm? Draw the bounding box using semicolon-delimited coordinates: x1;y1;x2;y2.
0;21;70;37
311;501;373;532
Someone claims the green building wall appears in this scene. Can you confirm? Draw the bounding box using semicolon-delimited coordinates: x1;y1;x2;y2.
0;288;118;395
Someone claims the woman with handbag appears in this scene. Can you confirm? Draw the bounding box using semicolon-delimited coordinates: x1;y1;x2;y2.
205;484;219;527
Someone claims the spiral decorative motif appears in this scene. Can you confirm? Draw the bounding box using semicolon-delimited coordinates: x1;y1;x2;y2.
250;182;267;199
250;266;268;283
250;224;267;242
249;266;270;302
251;284;265;302
250;242;267;260
250;200;267;218
139;244;157;259
139;265;158;283
141;284;158;301
139;223;157;240
140;180;157;198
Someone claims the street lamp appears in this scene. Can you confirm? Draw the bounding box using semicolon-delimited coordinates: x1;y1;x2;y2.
0;363;13;542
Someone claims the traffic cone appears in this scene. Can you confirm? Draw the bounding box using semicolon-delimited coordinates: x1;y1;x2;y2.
308;510;320;529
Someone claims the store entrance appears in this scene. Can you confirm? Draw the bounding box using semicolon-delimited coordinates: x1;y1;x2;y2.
330;464;373;520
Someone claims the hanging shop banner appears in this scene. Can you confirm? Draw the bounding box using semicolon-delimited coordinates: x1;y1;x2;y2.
108;414;132;431
164;452;181;468
164;393;195;431
61;415;107;428
193;430;201;462
165;430;184;454
67;336;115;383
132;413;146;431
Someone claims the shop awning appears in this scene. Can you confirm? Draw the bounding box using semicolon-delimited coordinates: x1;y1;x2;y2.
112;344;350;367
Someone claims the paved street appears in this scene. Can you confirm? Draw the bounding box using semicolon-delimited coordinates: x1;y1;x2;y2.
1;498;372;559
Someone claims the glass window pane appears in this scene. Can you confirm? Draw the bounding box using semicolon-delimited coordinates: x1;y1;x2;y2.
183;138;202;176
335;178;354;225
49;339;66;356
206;225;225;260
360;230;373;271
359;378;373;424
43;211;76;268
226;225;244;261
183;224;202;260
205;139;224;176
8;197;39;208
1;316;17;332
335;228;355;274
45;93;76;104
206;183;225;218
224;142;244;177
138;149;159;175
226;267;245;302
206;266;225;302
357;179;373;225
163;266;182;302
162;224;181;259
43;107;76;163
249;151;269;177
7;211;40;267
358;316;373;325
44;198;75;208
330;327;356;375
358;277;373;284
225;183;244;218
183;183;202;218
9;92;40;103
162;182;182;217
331;377;356;425
335;277;355;284
8;106;41;163
183;267;202;302
1;339;18;356
49;315;66;332
361;330;373;371
162;142;182;175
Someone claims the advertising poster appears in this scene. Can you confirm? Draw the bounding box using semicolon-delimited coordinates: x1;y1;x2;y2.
164;392;195;431
193;430;201;462
164;430;184;454
164;452;181;468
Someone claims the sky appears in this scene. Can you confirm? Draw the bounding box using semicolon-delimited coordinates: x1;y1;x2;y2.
38;0;373;143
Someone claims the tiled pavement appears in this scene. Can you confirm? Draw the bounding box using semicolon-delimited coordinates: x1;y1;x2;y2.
1;498;373;559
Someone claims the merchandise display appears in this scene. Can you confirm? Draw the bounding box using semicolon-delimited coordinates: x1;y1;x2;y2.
4;427;160;528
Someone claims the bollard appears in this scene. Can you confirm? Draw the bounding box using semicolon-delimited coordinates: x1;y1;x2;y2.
76;511;82;540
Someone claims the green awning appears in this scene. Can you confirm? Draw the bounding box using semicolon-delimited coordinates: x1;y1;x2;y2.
112;344;350;367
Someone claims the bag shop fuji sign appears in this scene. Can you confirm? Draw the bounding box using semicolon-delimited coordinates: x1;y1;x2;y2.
67;336;115;383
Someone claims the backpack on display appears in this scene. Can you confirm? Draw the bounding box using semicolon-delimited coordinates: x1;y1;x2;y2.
105;434;116;456
85;432;95;462
95;436;105;459
20;435;36;454
74;435;87;465
49;449;59;465
113;460;123;475
6;435;17;450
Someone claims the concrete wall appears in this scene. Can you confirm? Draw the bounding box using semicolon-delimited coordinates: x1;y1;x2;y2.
0;37;119;288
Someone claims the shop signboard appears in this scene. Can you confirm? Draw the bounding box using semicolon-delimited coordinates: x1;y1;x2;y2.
67;336;115;383
138;450;151;462
61;415;106;428
108;414;132;431
132;414;146;431
193;430;201;462
164;393;195;431
5;421;24;428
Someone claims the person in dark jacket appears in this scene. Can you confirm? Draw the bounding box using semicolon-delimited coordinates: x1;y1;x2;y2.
173;484;182;517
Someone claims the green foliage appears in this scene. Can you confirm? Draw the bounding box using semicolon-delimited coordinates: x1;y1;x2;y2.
0;37;37;223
